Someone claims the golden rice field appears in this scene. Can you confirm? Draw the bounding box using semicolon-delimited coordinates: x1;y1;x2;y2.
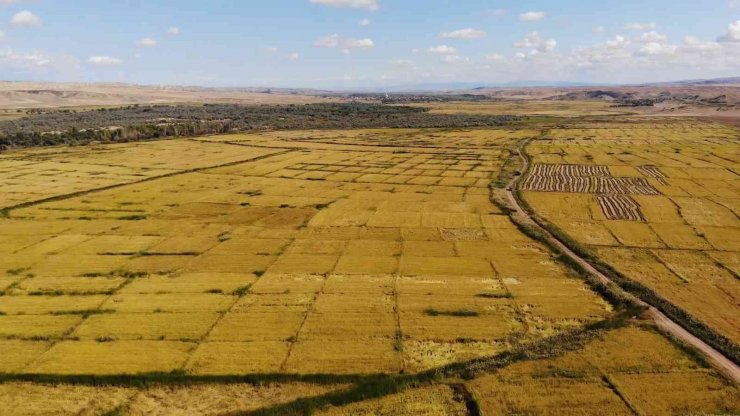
0;125;738;414
522;121;740;344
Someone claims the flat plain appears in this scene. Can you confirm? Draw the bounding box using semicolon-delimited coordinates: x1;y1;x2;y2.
0;116;738;415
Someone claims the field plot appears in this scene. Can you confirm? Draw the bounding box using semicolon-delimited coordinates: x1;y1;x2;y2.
0;125;737;415
468;324;739;416
0;140;278;209
0;127;620;377
521;120;740;343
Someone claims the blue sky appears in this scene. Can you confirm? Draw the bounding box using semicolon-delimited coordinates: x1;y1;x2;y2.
0;0;739;88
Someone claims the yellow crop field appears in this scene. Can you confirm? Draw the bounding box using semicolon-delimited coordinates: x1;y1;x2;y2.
468;325;739;416
0;123;737;415
521;120;740;345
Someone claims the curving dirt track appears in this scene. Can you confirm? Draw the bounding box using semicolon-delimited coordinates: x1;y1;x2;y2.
504;138;740;384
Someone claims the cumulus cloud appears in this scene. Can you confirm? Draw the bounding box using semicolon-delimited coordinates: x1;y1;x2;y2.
639;31;668;43
515;32;557;52
10;10;40;26
309;0;379;11
137;37;157;47
0;48;51;67
606;35;630;48
88;56;123;66
624;22;656;31
167;27;180;35
592;26;606;33
570;25;740;74
637;42;677;56
359;18;371;26
314;34;374;50
718;20;740;42
441;28;486;39
520;11;545;22
428;45;457;54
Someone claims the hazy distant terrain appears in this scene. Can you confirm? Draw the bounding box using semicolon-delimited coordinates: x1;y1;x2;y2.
0;82;338;109
1;79;738;121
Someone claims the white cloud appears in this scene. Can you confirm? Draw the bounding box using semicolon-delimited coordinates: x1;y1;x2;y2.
359;18;371;26
288;52;300;60
10;10;40;26
314;34;374;50
440;28;486;39
0;31;4;41
137;37;157;47
519;11;545;22
0;48;80;79
729;0;740;7
265;46;279;53
637;42;677;56
515;32;557;52
639;31;668;43
428;45;457;54
0;49;51;67
606;35;630;48
592;26;606;33
167;27;180;35
718;20;740;42
440;55;469;64
88;56;123;66
309;0;379;11
624;22;656;31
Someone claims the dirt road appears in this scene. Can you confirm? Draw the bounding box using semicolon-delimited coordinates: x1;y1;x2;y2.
504;138;740;384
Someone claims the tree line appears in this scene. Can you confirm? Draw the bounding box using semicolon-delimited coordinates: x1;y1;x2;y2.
0;103;521;150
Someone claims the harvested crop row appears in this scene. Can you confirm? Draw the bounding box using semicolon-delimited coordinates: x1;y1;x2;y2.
637;165;668;185
522;174;659;195
596;195;644;221
529;163;611;177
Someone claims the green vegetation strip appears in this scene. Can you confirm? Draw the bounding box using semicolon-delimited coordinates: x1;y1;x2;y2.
0;103;522;150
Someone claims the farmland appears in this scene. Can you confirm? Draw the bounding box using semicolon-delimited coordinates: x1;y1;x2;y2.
520;121;740;350
0;118;738;414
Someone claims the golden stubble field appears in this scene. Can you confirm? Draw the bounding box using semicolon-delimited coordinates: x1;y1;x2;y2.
0;125;738;415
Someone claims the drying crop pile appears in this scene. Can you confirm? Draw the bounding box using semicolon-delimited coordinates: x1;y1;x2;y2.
522;121;740;345
0;125;737;415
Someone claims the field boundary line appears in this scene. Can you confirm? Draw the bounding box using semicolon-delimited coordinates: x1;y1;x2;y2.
1;149;294;213
237;314;631;416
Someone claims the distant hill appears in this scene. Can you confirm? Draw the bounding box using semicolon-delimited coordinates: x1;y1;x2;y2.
375;80;605;92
